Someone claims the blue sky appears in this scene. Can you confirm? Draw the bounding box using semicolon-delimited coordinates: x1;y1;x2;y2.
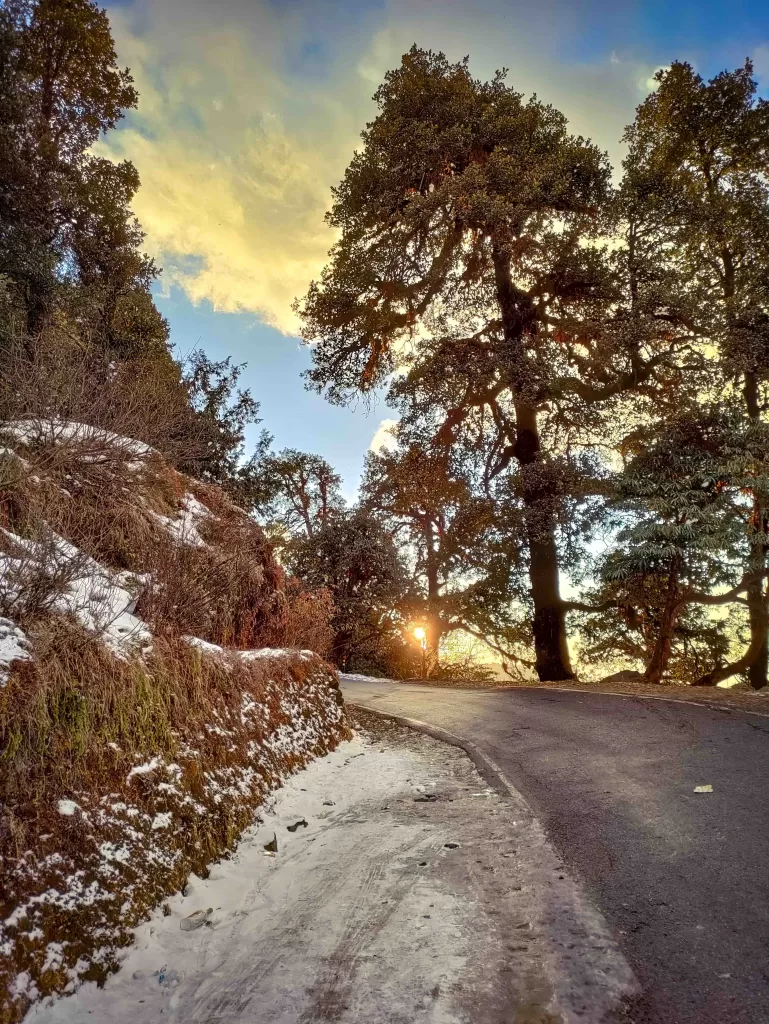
103;0;769;500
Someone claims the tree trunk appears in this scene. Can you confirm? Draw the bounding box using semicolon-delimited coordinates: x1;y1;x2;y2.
516;403;574;680
693;609;769;686
492;241;574;681
747;569;768;690
423;523;442;676
643;567;680;685
744;369;768;689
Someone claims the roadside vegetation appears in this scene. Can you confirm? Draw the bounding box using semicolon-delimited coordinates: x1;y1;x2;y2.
0;3;348;1017
292;49;769;689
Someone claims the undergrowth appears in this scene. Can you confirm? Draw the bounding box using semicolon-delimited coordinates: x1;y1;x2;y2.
0;622;350;1022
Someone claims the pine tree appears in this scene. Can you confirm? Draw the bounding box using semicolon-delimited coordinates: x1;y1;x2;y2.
624;60;769;687
580;411;769;684
298;47;694;679
287;510;409;672
0;0;138;334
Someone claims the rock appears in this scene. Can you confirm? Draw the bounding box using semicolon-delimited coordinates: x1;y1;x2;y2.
264;832;278;853
180;908;212;932
414;794;438;803
287;818;308;832
155;966;181;988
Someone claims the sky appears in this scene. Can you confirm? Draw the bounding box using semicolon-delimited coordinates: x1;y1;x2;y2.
102;0;769;500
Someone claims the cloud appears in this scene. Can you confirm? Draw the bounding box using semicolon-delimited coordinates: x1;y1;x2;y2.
369;418;399;454
101;1;373;333
102;0;669;333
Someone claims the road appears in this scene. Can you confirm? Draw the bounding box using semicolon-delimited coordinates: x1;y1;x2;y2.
28;723;636;1024
341;678;769;1024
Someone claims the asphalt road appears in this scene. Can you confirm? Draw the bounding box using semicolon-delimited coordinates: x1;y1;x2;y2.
341;678;769;1024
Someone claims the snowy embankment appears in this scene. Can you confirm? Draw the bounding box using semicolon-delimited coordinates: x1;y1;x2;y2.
25;715;638;1024
0;420;350;1023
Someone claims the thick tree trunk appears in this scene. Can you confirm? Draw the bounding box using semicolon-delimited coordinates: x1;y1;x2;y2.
744;370;769;689
424;526;442;676
643;567;681;685
515;403;574;680
492;241;574;681
747;573;768;690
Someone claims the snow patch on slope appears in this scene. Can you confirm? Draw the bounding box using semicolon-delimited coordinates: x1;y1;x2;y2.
151;494;209;548
1;420;155;460
0;616;30;686
0;530;150;655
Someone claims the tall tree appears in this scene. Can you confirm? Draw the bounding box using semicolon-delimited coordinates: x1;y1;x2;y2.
580;411;766;684
0;0;138;334
624;60;769;687
288;510;409;671
298;47;690;679
248;447;345;539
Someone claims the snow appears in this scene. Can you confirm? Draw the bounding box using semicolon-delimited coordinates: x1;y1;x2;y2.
0;529;150;655
24;736;471;1024
184;636;314;662
56;801;79;817
339;672;392;684
0;616;30;685
0;420;155;460
126;757;162;782
151;494;209;548
240;647;313;661
183;636;225;656
23;730;637;1024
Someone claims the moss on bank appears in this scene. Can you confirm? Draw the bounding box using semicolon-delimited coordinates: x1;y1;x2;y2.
0;628;350;1022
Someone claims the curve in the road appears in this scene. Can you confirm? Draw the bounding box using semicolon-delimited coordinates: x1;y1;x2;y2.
342;679;769;1024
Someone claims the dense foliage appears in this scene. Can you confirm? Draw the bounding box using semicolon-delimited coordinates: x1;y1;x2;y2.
296;48;769;687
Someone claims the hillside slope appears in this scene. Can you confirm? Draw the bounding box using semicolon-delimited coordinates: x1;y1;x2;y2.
0;419;349;1023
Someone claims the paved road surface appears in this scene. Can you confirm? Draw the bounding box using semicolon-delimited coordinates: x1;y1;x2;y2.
342;678;769;1024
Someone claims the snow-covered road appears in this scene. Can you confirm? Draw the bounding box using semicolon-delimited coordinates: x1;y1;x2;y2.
27;714;636;1024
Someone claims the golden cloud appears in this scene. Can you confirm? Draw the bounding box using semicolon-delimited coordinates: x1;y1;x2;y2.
102;0;671;335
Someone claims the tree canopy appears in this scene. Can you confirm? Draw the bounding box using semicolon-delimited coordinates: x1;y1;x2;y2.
297;48;769;687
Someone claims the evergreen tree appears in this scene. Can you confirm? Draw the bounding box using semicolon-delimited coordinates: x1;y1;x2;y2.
579;411;769;684
298;47;693;679
0;0;138;334
624;60;769;687
287;509;409;671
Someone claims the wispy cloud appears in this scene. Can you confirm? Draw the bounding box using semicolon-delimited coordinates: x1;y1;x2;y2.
102;0;678;334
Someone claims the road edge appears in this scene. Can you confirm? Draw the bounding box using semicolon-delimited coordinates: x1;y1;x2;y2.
348;700;643;1023
346;702;516;799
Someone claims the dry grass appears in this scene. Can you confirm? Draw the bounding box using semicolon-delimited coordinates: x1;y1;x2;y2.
0;374;341;1021
0;423;332;653
0;330;211;469
0;622;350;1023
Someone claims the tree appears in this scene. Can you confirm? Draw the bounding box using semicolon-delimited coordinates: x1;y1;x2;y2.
579;412;762;683
624;60;769;687
180;351;264;490
0;0;138;333
361;433;530;674
248;447;345;539
298;47;692;680
288;510;409;671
